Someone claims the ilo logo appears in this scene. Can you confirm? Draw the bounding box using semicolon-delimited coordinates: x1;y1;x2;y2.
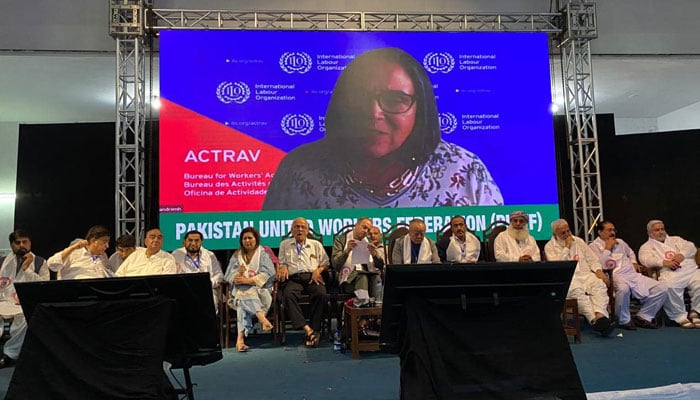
423;52;455;74
439;112;458;134
216;81;250;104
279;52;313;74
281;114;314;136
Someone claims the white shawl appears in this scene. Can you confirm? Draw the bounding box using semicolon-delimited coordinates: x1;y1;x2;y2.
446;235;478;263
402;237;433;264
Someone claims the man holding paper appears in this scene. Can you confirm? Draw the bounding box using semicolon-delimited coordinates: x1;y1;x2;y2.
332;217;384;299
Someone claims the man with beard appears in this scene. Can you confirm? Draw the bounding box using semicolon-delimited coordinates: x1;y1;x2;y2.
639;220;700;328
545;219;614;336
115;228;177;276
494;211;540;262
171;230;224;311
276;217;330;347
391;218;440;264
332;217;384;299
589;221;667;329
437;215;480;263
0;230;49;368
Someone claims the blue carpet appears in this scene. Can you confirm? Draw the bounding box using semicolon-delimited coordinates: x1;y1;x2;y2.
2;327;700;399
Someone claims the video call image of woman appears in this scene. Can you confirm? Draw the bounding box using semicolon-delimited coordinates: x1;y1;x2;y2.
262;47;503;210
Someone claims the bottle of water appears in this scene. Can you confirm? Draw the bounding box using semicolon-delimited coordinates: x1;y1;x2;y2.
375;277;383;304
333;328;341;352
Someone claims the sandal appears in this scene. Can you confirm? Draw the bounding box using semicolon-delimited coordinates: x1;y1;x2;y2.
305;331;320;348
688;311;700;328
237;343;249;352
675;318;694;329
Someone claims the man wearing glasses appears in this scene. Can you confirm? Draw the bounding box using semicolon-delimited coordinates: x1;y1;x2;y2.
263;47;502;210
276;217;330;347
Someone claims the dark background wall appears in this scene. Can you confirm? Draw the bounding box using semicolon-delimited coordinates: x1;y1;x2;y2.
15;123;116;257
596;117;700;250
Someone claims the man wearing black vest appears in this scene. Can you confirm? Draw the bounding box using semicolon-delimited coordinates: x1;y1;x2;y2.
0;229;49;368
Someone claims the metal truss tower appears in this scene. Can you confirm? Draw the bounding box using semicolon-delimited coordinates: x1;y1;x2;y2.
109;2;601;240
557;2;602;241
110;0;147;241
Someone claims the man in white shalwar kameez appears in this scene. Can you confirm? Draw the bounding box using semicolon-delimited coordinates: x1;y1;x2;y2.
545;219;614;336
171;230;224;312
638;220;700;328
391;219;440;265
589;221;667;329
494;211;540;262
116;228;177;277
437;215;480;263
0;230;49;369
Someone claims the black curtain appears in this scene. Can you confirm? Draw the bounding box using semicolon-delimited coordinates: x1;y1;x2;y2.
15;123;116;257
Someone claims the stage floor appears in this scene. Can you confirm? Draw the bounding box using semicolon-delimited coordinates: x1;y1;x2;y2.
1;324;699;399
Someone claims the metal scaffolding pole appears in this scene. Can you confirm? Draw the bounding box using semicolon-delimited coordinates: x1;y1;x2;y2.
557;1;602;240
110;0;147;240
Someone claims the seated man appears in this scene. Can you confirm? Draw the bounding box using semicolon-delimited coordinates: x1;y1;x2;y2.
391;218;440;264
106;234;138;273
332;217;384;300
367;225;386;263
48;225;112;279
545;219;613;336
639;219;700;328
116;228;177;276
171;230;224;311
437;215;480;263
494;211;541;262
589;221;667;329
0;230;49;369
276;217;330;348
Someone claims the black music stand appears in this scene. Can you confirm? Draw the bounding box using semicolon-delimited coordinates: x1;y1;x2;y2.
11;273;222;400
380;261;585;400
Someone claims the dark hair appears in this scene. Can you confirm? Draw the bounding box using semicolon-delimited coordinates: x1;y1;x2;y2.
596;220;614;233
85;225;111;242
184;230;203;241
238;227;261;253
9;229;31;243
115;234;136;248
324;47;440;166
450;215;465;226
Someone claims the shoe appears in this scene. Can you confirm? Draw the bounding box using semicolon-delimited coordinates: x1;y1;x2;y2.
592;316;614;336
619;320;636;330
688;311;700;328
633;316;658;329
0;354;13;369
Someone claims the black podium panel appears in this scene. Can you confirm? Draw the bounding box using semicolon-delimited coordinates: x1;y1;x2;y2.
6;297;176;400
380;262;585;400
15;273;222;368
9;274;223;399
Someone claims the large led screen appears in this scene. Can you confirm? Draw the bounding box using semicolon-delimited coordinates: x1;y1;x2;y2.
159;30;559;249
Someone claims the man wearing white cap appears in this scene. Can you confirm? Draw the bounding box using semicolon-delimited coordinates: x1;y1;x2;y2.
545;219;614;336
494;211;540;262
639;219;700;329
